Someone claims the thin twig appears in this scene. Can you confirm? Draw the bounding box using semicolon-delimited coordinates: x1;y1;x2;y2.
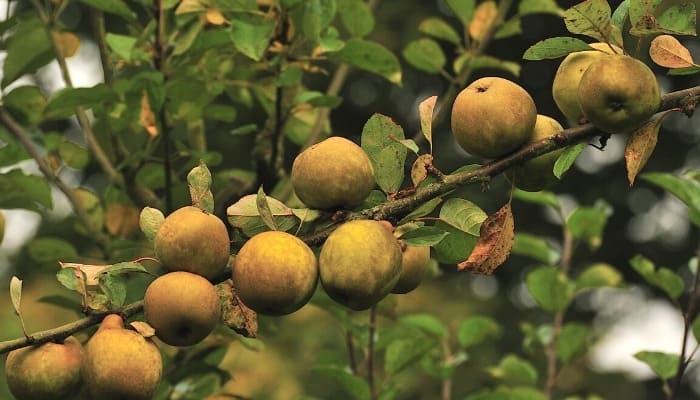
368;305;377;400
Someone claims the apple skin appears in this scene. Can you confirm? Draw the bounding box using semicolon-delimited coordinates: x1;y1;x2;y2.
233;230;318;316
552;42;623;124
578;55;661;133
451;77;537;159
291;136;375;210
82;315;163;400
319;220;402;310
506;115;566;192
144;271;221;346
391;245;431;294
5;336;83;400
154;206;230;280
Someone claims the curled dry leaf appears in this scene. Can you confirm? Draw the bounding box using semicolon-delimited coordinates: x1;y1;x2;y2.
649;35;698;69
624;112;672;186
418;95;437;152
216;279;258;338
458;203;514;275
469;0;498;41
140;92;158;137
411;154;434;187
130;321;156;338
205;8;226;25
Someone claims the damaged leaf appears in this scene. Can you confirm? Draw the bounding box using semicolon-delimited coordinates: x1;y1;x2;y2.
458;203;514;274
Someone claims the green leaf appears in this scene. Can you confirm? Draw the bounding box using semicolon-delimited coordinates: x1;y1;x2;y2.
432;222;478;264
457;316;501;348
494;17;522;39
419;17;461;44
656;3;696;36
611;0;629;32
692;315;700;342
0;170;52;211
227;194;298;236
563;0;616;43
438;198;487;236
139;207;165;242
56;268;80;291
361;113;407;193
10;276;22;315
330;39;402;85
633;351;679;379
312;365;371;400
301;0;337;43
629;255;684;300
337;0;374;37
399;197;442;224
522;37;592;60
99;273;127;307
3;85;47;126
0;127;30;167
512;233;560;265
566;199;613;250
79;0;137;20
44;84;117;120
27;237;79;263
455;54;521;77
575;263;623;291
402;38;446;74
446;0;476;25
385;335;434;374
512;189;560;209
105;33;138;62
400;314;448;337
519;0;564;16
256;186;278;231
526;266;574;312
488;354;538;386
230;15;276;61
557;323;590;363
399;226;448;247
2;16;53;88
294;91;343;108
554;142;586;179
642;172;700;227
58;141;89;169
187;161;214;212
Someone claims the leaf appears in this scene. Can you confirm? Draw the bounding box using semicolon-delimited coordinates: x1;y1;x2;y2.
566;200;613;250
469;0;498;41
361;113;407;193
488;354;538;386
10;276;22;315
99;273;127;307
641;172;700;227
419;17;461;44
313;365;371;400
188;161;214;212
44;84;117;120
563;0;616;43
105;204;140;238
3;85;47;127
399;197;442;224
575;263;623;291
51;31;80;58
105;33;137;61
58;141;89;169
634;351;679;379
512;233;560;265
629;255;684;300
227;194;298;236
432;223;478;264
411;154;434;187
130;321;156;338
400;314;448;337
446;0;475;25
56;268;81;291
494;16;521;39
649;35;698;68
557;323;590;362
526;266;574;312
230;15;276;61
522;37;592;60
692;315;700;342
624;113;670;186
399;226;449;247
330;38;402;85
554;142;586;179
27;237;78;263
216;280;258;338
439;198;487;236
79;0;137;20
139;207;165;242
656;3;696;36
519;0;563;16
458;203;514;275
139;92;158;136
418;96;437;152
385;336;434;374
2;17;53;88
337;0;374;37
512;189;561;209
256;186;278;231
457;316;501;348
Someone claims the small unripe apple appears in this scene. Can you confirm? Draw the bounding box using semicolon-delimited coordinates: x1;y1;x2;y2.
233;230;318;315
291;136;375;210
320;220;402;310
506;114;566;192
552;42;623;124
451;77;537;159
5;336;83;400
578;55;661;133
391;245;431;294
144;271;221;346
154;206;230;279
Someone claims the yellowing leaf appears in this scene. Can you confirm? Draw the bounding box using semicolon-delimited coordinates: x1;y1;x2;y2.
205;8;226;25
418;95;437;152
140;92;158;137
469;1;498;41
625;110;674;186
52;31;80;58
130;321;156;338
458;203;514;274
105;203;141;238
10;276;22;315
411;154;434;187
649;35;698;69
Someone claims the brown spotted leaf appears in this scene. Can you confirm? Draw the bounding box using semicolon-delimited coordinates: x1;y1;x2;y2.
625;110;674;186
458;203;514;274
217;279;258;338
649;35;698;69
